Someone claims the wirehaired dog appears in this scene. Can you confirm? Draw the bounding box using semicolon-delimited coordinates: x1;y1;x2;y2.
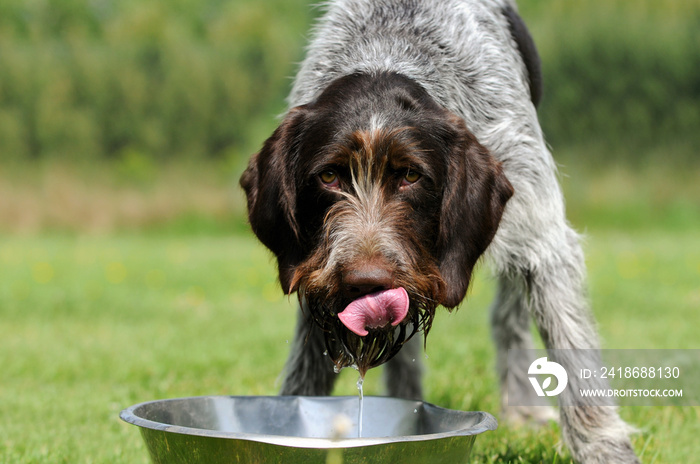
241;1;639;462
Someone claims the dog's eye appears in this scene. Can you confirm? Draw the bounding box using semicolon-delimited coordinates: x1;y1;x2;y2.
401;169;421;186
319;170;339;187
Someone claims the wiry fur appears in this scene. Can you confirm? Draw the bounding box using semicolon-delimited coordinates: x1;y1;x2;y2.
242;1;640;462
289;128;446;375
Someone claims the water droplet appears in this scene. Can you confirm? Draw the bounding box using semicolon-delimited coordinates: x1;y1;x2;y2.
323;350;328;356
414;408;418;413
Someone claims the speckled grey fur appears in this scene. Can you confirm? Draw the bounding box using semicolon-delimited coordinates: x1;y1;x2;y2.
279;1;640;462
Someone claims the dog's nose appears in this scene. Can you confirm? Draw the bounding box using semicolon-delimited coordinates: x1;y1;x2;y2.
343;264;394;299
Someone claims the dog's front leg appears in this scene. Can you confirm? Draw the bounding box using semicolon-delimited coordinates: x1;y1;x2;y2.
280;307;338;396
383;335;424;400
525;226;640;463
486;151;640;463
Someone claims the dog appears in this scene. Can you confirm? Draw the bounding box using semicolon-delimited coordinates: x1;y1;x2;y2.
241;1;639;462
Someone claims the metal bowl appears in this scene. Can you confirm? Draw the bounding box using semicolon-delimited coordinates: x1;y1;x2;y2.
120;396;496;463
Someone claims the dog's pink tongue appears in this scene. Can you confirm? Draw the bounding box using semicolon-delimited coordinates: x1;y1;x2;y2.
338;287;409;336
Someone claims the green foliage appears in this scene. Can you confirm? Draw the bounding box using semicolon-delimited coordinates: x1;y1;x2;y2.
0;0;313;161
520;0;700;163
0;0;698;163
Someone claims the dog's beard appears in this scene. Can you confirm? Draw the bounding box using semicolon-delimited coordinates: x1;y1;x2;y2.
299;286;439;377
290;233;446;376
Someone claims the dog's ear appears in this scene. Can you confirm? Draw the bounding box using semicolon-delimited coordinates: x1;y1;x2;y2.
436;114;514;308
240;106;309;293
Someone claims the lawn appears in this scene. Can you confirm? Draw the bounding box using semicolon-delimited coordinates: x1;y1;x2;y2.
1;165;699;463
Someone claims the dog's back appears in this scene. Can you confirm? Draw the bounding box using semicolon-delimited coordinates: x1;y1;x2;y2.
290;0;538;134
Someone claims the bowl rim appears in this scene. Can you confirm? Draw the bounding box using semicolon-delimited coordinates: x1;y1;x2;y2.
119;395;497;449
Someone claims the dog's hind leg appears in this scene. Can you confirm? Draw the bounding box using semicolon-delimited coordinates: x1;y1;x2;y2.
490;273;558;425
280;307;338;396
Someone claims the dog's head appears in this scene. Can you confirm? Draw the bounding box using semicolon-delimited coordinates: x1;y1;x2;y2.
241;72;513;374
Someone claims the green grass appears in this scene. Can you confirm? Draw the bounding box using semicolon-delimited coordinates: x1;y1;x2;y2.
1;226;698;463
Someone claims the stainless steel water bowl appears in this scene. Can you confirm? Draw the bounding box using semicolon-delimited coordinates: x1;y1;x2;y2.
120;395;497;464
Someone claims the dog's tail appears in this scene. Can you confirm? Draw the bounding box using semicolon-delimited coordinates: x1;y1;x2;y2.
498;1;543;107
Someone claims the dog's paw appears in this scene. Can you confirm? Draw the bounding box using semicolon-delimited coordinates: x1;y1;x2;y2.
563;408;641;464
572;439;641;464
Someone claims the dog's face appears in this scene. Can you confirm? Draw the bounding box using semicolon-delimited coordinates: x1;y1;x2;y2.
241;73;513;374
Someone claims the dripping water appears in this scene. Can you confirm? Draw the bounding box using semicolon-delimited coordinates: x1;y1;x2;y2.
356;376;364;438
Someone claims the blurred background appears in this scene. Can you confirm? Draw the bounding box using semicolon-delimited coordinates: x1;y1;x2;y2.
0;0;698;234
